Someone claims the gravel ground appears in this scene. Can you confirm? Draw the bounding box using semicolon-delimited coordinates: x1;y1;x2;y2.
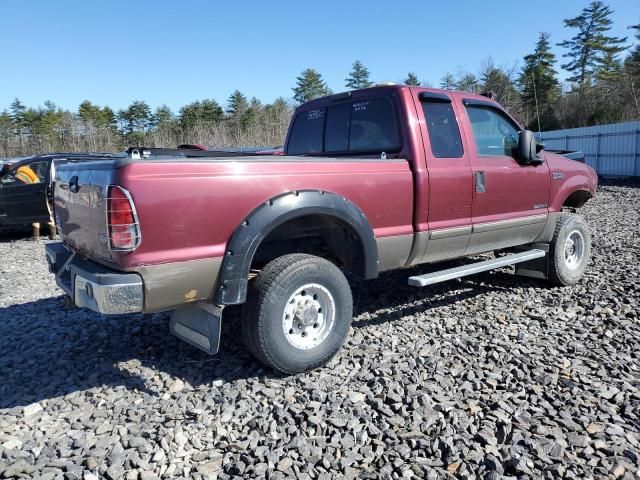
0;179;639;480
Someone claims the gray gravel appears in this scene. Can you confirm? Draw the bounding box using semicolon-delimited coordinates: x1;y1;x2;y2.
1;178;639;480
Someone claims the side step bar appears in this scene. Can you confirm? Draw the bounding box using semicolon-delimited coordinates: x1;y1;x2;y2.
408;249;546;287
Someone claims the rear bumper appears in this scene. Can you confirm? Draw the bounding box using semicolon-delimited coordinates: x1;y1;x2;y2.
45;243;143;315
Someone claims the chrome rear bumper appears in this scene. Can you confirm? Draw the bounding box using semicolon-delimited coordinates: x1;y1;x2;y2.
45;243;143;315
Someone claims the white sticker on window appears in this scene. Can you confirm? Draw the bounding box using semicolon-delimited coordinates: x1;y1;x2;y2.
307;109;324;120
353;101;370;112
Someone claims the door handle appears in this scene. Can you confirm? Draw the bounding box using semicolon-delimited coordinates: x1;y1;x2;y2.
69;176;79;193
474;171;486;193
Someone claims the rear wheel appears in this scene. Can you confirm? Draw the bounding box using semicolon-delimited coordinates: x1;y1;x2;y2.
548;214;591;286
242;254;353;374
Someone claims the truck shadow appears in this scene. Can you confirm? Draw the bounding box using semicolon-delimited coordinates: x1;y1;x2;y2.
0;265;545;410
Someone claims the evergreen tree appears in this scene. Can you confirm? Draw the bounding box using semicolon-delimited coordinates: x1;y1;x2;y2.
626;22;640;70
199;99;223;123
226;90;249;117
179;100;223;128
345;61;372;89
558;1;627;85
179;101;202;129
79;100;116;129
151;105;174;128
10;99;26;127
0;110;12;151
404;72;420;86
598;50;623;81
293;69;332;103
440;73;457;90
101;106;117;130
118;100;152;134
456;73;480;93
480;61;521;115
519;33;560;130
79;100;99;124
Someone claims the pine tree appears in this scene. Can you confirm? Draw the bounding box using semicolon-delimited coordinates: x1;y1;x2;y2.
293;69;332;103
200;99;223;123
456;73;480;93
598;50;623;81
480;61;521;115
226;90;249;117
118;100;152;134
345;61;372;89
404;72;420;86
440;73;456;90
519;33;560;130
152;105;174;128
558;1;627;85
10;98;26;127
626;22;640;70
79;100;109;127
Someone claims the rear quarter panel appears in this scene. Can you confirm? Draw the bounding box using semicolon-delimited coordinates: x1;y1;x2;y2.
113;158;414;269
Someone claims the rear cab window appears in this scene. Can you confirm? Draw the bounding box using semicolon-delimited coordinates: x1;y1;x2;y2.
286;97;401;156
1;160;49;187
286;109;325;155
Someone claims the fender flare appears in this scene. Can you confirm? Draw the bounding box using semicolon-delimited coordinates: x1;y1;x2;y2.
214;190;378;305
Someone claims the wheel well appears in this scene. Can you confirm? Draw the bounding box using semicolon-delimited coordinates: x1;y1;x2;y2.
251;214;368;277
562;190;592;209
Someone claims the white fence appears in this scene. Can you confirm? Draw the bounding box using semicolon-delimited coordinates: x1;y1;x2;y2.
538;120;640;177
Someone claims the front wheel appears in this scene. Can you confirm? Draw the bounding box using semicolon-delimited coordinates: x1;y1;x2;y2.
242;254;353;374
548;214;591;286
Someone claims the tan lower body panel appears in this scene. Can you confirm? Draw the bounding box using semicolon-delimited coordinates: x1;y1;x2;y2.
402;214;553;267
465;215;548;256
376;234;414;271
137;257;222;313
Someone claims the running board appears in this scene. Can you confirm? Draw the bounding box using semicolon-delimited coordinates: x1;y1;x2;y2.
408;249;546;287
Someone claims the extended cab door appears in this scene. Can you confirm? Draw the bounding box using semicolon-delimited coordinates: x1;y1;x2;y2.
0;159;51;226
415;91;473;262
460;99;550;255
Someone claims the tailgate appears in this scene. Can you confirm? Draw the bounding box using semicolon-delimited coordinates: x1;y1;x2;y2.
54;160;117;262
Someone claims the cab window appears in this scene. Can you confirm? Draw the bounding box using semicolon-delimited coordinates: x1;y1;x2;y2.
349;98;400;152
1;161;48;187
465;106;519;157
286;97;401;155
422;102;463;158
287;109;324;155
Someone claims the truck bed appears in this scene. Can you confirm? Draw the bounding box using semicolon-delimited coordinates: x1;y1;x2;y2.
54;154;415;270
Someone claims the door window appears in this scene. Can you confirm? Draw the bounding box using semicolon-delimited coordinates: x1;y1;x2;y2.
422;102;464;158
466;106;519;157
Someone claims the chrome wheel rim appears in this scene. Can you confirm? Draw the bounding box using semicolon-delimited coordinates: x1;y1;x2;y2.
282;283;336;350
564;230;585;270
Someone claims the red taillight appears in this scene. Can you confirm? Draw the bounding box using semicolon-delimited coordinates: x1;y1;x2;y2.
107;185;140;251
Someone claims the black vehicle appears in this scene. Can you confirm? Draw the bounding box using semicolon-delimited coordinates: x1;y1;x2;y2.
0;152;116;236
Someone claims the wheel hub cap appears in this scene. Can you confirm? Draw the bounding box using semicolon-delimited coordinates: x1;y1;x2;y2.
283;284;336;350
564;230;585;271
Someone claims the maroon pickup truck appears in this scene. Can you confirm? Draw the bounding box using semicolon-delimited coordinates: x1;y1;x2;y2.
46;85;597;374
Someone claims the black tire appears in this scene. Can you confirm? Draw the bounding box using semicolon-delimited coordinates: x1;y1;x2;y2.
242;254;353;374
548;214;591;286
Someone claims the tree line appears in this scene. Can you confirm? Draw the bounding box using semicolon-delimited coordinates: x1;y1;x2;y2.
1;1;638;158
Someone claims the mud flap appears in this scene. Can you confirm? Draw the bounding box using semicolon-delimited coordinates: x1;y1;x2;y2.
515;243;550;280
169;303;223;355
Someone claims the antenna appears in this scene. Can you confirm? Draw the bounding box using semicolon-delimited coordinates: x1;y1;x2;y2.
531;71;542;136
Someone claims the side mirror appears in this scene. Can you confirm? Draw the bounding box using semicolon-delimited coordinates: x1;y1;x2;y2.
517;130;544;165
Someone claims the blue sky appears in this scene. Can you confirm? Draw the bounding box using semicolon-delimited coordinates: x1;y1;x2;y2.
1;0;637;113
